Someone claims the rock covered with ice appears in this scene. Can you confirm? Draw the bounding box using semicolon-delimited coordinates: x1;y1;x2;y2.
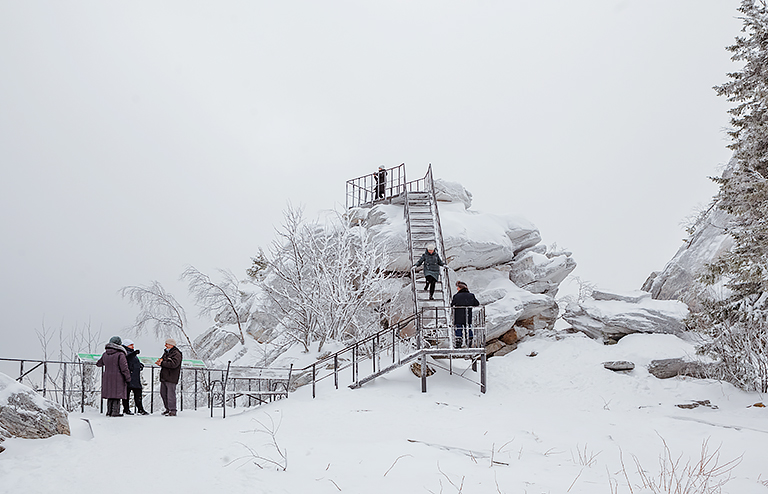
562;289;689;343
0;372;70;451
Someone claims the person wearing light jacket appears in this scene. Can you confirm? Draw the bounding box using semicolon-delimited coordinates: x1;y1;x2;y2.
414;243;445;300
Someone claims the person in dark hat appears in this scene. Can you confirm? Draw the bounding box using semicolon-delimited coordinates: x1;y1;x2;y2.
121;339;148;415
96;336;131;417
374;165;387;200
155;338;182;416
451;281;480;348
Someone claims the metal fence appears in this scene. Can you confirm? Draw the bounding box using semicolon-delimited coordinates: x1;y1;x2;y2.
0;357;292;415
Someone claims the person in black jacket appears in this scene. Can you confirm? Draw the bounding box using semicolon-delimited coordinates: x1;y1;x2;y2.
451;281;480;348
155;338;183;416
121;339;148;415
374;165;387;200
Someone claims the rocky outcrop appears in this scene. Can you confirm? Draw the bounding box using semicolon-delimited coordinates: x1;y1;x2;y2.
562;289;689;343
193;327;242;362
643;161;735;310
0;373;70;449
210;179;575;366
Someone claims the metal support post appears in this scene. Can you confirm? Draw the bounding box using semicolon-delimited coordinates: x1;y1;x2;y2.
421;353;427;393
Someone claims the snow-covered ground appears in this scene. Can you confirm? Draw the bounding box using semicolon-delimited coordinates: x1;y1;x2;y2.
2;333;767;493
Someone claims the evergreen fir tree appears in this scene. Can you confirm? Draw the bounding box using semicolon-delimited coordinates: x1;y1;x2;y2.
695;0;768;392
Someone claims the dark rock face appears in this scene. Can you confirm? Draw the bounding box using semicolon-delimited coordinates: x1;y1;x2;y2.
0;373;70;444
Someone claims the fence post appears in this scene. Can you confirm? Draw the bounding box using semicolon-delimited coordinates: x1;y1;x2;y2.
334;354;338;389
312;363;317;399
150;366;155;413
62;363;67;409
42;362;47;398
480;353;487;394
81;363;86;413
179;368;183;412
18;360;23;382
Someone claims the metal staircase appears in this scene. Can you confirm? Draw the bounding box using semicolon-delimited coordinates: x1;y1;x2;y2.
405;165;451;326
319;163;488;394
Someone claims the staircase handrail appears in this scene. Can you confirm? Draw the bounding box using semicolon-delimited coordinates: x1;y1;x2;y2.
298;312;418;372
404;186;419;334
425;163;452;305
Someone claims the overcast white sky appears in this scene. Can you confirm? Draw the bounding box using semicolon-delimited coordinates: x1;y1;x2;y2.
0;1;741;359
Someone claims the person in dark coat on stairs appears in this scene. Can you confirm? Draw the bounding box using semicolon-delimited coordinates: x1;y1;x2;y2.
374;165;387;200
414;243;444;300
121;339;148;415
451;281;480;348
96;336;131;417
155;338;183;416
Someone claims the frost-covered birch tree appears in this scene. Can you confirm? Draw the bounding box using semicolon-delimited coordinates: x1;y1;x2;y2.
263;204;393;352
692;0;768;392
120;281;199;357
181;266;253;345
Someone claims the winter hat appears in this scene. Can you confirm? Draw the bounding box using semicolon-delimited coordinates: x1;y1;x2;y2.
123;339;134;347
109;336;122;345
426;243;436;251
456;281;468;291
165;338;177;347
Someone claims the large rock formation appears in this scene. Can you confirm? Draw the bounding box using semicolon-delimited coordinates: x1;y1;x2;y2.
562;289;689;343
0;373;70;452
196;179;577;364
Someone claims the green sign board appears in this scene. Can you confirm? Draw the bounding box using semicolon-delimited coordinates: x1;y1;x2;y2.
77;353;206;368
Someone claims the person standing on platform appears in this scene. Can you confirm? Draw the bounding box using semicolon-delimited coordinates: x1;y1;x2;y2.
374;165;387;200
451;281;480;348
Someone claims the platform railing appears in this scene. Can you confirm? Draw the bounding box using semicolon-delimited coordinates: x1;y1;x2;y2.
346;163;407;208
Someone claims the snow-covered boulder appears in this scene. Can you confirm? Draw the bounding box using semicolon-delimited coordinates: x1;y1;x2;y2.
0;373;70;449
509;249;577;296
433;178;472;209
452;267;559;340
562;290;689;343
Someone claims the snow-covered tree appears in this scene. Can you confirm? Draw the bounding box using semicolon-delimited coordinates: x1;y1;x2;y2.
263;204;394;352
120;281;199;357
694;0;768;392
182;266;253;345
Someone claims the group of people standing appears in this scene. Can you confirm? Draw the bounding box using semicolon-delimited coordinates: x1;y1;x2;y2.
96;336;182;417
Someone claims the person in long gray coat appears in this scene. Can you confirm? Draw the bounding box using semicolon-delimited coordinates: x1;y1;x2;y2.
414;243;445;300
96;336;131;417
